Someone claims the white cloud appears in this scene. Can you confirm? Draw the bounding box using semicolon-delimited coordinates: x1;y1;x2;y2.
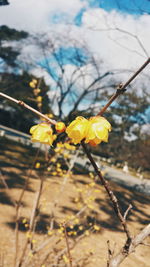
82;8;150;72
0;1;150;90
0;0;83;32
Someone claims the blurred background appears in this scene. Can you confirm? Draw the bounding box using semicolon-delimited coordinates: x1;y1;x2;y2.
0;0;150;173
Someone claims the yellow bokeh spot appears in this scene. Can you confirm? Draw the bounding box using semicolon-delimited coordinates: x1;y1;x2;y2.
85;230;90;236
63;255;69;263
22;218;27;224
35;162;40;169
93;225;100;231
36;96;42;103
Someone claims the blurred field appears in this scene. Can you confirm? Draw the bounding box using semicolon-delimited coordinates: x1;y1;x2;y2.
0;137;150;267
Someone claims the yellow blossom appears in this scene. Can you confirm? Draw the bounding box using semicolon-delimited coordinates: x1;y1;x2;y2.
47;113;54;118
33;88;41;96
55;122;66;133
63;153;70;159
31;239;37;244
57;142;64;148
85;230;90;236
30;123;56;145
63;255;69;263
37;102;42;108
26;232;32;239
56;163;61;168
66;116;111;146
93;225;100;231
35;162;40;169
64;143;76;150
51;171;57;176
51;157;56;163
66;116;89;144
85;116;111;146
36;96;42;102
48;230;53;236
74;218;79;224
32;79;37;84
22;218;27;224
29;81;36;88
89;172;94;179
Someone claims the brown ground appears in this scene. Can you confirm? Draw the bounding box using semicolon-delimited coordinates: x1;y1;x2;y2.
0;137;150;267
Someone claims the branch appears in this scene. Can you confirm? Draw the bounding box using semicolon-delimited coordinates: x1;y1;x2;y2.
98;58;150;116
108;224;150;267
81;141;132;242
63;223;73;267
0;92;56;125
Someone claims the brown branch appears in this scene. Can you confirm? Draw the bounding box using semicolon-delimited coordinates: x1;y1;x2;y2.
98;58;150;116
63;223;73;267
108;224;150;267
81;141;132;243
123;204;132;220
0;92;56;125
17;177;44;267
14;147;41;267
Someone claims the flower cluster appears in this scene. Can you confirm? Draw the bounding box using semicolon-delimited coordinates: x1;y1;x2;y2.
29;78;43;109
66;116;111;146
29;116;111;147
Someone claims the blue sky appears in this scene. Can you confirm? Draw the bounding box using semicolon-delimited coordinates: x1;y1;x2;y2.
85;0;150;14
51;0;150;26
0;0;149;75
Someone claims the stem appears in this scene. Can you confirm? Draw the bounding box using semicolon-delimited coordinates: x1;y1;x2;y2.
98;57;150;116
81;141;132;243
63;223;73;267
0;92;56;125
14;147;40;267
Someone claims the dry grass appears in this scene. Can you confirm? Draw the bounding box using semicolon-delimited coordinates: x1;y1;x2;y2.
0;137;150;267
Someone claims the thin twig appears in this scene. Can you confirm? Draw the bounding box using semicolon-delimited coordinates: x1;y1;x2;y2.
98;58;150;116
63;223;73;267
17;177;44;267
14;147;41;267
0;92;56;125
123;204;132;220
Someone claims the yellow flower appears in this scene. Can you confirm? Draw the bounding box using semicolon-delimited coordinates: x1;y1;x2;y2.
64;143;76;150
93;225;100;231
35;162;40;169
29;81;36;88
66;116;89;144
47;113;54;118
55;122;66;133
33;88;41;96
37;102;42;108
63;255;69;263
36;96;42;102
30;123;56;145
85;116;111;146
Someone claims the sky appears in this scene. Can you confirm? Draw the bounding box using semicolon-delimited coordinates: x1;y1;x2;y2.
0;0;150;116
0;0;149;69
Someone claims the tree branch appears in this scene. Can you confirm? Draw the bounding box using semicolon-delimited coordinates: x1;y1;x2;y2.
108;224;150;267
98;58;150;116
0;92;56;125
